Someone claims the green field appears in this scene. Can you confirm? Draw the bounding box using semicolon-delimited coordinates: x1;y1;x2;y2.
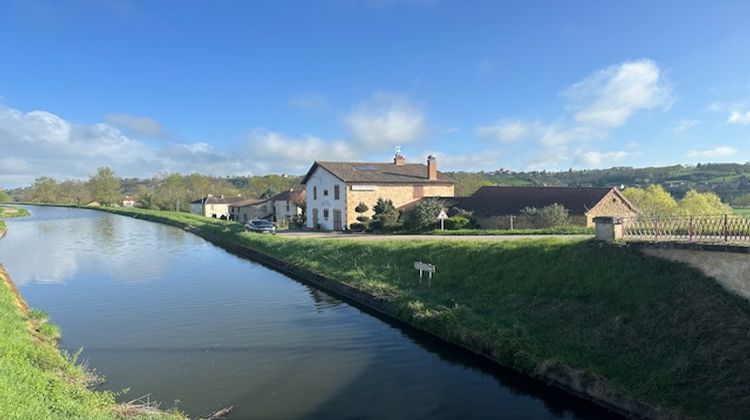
733;207;750;216
99;206;750;419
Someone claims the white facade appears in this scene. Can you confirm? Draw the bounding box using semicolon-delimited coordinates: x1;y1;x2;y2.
305;167;347;230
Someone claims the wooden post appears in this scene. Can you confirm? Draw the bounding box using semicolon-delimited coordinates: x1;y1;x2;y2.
724;214;729;242
510;215;514;230
689;216;693;242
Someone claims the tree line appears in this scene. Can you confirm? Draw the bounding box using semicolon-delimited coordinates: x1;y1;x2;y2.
4;167;301;211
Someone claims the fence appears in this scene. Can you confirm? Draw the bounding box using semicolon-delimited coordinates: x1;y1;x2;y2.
622;215;750;243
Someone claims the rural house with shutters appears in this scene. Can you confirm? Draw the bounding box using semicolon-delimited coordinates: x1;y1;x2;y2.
456;186;638;229
301;153;455;230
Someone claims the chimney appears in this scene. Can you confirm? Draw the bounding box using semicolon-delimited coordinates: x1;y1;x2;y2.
427;155;437;180
393;153;406;166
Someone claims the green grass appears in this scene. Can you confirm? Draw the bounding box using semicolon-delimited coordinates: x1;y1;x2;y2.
0;273;116;419
96;206;750;418
0;206;30;219
420;226;594;235
1;269;183;419
732;207;750;216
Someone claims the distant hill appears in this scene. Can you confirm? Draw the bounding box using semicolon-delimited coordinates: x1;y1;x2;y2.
447;162;750;204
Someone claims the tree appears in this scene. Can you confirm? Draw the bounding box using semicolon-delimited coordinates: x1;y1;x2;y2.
623;185;678;217
31;176;59;203
732;193;750;208
350;201;370;231
157;173;188;212
370;198;400;231
88;167;121;206
678;190;731;216
521;203;570;228
405;198;443;231
0;190;11;203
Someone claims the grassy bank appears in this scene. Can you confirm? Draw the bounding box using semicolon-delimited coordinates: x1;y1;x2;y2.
100;207;750;418
1;265;183;417
419;226;593;235
0;206;30;218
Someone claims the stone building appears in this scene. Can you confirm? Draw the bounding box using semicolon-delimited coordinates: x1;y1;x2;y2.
269;189;305;223
229;199;273;223
457;186;638;228
189;194;245;219
301;154;455;231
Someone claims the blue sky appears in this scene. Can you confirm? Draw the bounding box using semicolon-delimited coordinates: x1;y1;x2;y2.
2;0;750;187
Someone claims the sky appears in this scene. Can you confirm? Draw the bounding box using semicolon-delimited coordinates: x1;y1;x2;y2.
1;0;750;188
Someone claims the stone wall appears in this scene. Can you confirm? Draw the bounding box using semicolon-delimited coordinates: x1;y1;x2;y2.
474;214;588;229
346;184;454;228
642;248;750;301
585;190;638;226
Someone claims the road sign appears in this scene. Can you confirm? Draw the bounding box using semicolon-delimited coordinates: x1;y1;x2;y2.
414;261;436;287
437;209;448;230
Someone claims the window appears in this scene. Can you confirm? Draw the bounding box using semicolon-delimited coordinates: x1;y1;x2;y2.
286;201;290;211
413;185;424;199
313;186;317;200
324;189;329;196
334;185;340;200
323;209;329;220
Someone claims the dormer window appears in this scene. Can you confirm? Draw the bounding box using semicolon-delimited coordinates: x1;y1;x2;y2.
324;189;329;196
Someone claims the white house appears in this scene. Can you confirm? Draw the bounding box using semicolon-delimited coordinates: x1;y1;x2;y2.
190;194;245;219
301;154;455;231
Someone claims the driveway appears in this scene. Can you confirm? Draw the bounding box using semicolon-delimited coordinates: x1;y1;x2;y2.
276;231;592;241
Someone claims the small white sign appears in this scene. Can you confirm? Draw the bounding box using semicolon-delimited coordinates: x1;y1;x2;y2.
414;261;436;272
437;209;449;220
351;185;377;191
414;261;436;287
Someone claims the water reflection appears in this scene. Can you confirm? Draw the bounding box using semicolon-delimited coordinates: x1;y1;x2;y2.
0;206;617;419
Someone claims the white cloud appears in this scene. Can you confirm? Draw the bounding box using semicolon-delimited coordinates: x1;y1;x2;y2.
566;59;672;128
245;130;358;174
419;150;502;172
345;92;426;148
686;146;737;159
475;119;533;142
728;110;750;124
0;102;341;186
669;119;700;133
287;93;328;111
105;113;167;138
574;150;631;166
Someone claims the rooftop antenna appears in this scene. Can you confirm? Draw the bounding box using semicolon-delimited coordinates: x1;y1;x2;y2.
395;145;402;155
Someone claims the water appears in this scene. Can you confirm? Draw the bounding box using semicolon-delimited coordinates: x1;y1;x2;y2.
0;206;615;419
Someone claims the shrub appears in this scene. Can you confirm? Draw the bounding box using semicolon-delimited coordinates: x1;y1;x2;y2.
521;203;570;228
349;222;367;232
445;215;470;230
369;198;401;232
405;198;444;231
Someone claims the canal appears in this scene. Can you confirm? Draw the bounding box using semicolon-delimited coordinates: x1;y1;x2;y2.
0;206;614;419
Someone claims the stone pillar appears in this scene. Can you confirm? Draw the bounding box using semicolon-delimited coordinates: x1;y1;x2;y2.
594;216;623;242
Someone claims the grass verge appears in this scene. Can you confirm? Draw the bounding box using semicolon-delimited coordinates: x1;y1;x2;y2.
0;266;183;419
0;206;31;218
418;226;594;235
99;207;750;418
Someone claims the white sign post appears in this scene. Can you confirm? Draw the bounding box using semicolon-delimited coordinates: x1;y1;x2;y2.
414;261;436;287
437;209;449;231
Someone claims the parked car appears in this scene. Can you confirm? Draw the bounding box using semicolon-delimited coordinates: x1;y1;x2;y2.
244;220;276;234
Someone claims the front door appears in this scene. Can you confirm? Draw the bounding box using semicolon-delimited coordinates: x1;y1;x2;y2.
312;208;319;227
333;209;342;231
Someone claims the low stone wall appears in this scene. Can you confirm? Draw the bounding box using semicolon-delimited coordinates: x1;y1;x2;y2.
635;244;750;301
